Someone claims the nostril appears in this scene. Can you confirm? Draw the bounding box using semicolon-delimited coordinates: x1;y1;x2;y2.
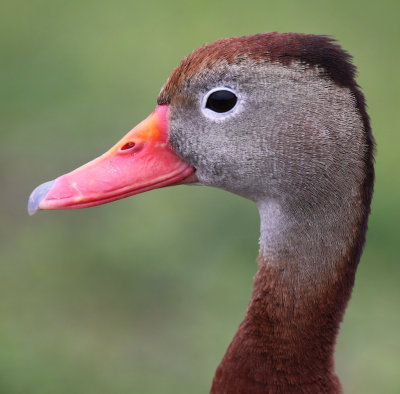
120;141;136;151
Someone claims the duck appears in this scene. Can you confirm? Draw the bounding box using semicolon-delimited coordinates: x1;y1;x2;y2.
28;32;375;393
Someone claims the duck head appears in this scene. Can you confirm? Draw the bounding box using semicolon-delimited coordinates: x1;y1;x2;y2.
29;33;371;221
29;33;373;266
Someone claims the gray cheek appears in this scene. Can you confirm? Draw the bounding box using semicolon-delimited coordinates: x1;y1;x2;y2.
169;109;271;200
169;117;231;183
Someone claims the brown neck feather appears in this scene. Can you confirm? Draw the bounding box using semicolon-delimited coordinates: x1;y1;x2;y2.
210;255;357;394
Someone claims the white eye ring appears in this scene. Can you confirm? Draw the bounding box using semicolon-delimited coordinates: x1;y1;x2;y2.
201;87;241;120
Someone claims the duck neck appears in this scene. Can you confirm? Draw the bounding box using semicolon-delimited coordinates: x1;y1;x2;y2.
211;198;365;393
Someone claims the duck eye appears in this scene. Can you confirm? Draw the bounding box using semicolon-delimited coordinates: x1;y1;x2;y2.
205;88;238;113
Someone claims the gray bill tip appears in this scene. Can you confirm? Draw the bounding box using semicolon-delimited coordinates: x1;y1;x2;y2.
27;180;55;216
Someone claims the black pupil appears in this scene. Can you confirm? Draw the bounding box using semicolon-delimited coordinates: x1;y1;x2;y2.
206;90;237;113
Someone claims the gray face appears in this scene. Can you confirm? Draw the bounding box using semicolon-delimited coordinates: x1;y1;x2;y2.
165;60;366;218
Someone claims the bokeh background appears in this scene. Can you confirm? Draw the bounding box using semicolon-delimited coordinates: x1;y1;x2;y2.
1;0;399;393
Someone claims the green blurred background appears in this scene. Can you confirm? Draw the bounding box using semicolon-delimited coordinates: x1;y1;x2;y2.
1;0;399;393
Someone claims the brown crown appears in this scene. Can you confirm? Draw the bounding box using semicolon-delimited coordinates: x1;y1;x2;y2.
158;32;359;105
